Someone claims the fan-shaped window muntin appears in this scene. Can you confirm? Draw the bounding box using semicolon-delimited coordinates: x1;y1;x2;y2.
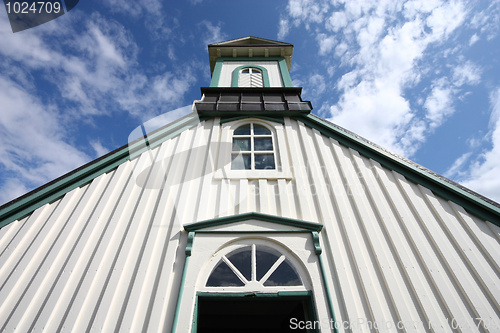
206;244;302;288
231;123;276;170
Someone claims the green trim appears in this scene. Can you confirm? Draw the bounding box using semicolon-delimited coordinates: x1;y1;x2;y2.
185;231;195;256
130;114;206;160
212;57;292;88
191;293;199;333
172;231;195;333
183;212;323;232
194;230;311;234
231;65;270;87
219;115;285;125
197;290;313;298
312;231;322;255
278;58;293;87
2;96;498;233
300;114;500;226
209;58;223;87
313;232;339;333
0;113;204;229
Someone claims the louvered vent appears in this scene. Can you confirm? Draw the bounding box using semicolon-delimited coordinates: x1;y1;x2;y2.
238;68;263;87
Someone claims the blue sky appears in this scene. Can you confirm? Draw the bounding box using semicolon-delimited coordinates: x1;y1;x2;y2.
1;0;500;206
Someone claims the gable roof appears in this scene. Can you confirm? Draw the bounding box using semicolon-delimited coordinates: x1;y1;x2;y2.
208;36;293;47
1;111;499;229
0;112;203;229
208;36;294;74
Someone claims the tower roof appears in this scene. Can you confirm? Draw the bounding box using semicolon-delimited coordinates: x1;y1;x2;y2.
208;36;294;75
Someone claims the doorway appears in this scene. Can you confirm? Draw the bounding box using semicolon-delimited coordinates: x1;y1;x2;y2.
195;293;318;333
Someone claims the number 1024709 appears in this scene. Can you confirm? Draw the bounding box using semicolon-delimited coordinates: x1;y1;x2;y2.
5;1;62;14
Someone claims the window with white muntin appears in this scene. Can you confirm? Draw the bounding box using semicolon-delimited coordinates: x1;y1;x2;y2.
214;118;292;179
231;123;276;171
172;216;334;332
206;243;302;288
238;67;263;87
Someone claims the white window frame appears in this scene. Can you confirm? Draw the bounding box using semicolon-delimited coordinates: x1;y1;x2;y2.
214;118;292;180
173;220;333;332
231;122;276;171
201;240;309;293
238;67;264;87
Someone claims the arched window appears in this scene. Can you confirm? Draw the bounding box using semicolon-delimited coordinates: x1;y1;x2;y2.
238;67;263;87
196;240;317;332
174;219;331;332
206;244;302;288
231;123;276;170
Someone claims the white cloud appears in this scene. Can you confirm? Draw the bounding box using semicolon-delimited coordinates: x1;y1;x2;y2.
425;1;466;39
278;19;290;40
329;79;413;155
452;61;481;86
100;0;169;37
0;77;90;204
305;74;326;98
287;0;330;26
469;1;500;41
0;10;198;204
199;21;227;46
424;81;454;129
469;34;479;45
444;152;472;178
460;87;500;202
281;0;477;157
326;14;432;154
326;11;348;32
0;179;30;207
282;0;500;203
90;140;110;158
317;33;336;55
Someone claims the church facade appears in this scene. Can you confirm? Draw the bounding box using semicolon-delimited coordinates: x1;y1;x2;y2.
0;37;499;332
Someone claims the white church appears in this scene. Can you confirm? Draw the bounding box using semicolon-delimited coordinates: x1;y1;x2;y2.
0;36;499;332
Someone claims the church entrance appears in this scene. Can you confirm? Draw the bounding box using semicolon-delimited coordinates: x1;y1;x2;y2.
196;293;318;333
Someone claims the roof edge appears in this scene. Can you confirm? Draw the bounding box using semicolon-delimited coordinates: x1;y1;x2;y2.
301;114;500;226
208;36;293;47
2;111;498;229
0;112;203;229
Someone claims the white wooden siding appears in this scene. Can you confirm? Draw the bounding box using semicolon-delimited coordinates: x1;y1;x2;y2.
0;117;499;332
217;61;283;87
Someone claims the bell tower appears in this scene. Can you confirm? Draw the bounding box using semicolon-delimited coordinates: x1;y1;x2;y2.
194;36;312;117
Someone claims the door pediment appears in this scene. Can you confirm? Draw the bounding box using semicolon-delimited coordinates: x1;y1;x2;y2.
183;212;323;233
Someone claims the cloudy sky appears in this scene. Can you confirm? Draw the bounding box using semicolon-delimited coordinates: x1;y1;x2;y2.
1;0;500;206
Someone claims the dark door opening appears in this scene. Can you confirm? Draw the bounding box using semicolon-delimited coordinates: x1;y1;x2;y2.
196;294;318;333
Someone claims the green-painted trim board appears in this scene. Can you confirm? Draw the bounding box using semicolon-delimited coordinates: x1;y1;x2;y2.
299;114;500;225
231;64;270;87
210;57;292;88
0;113;203;228
183;212;323;232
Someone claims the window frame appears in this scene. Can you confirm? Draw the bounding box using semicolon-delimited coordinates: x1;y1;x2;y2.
170;214;335;333
170;213;337;333
238;67;264;87
215;119;292;180
231;123;276;171
202;241;308;293
231;65;270;87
